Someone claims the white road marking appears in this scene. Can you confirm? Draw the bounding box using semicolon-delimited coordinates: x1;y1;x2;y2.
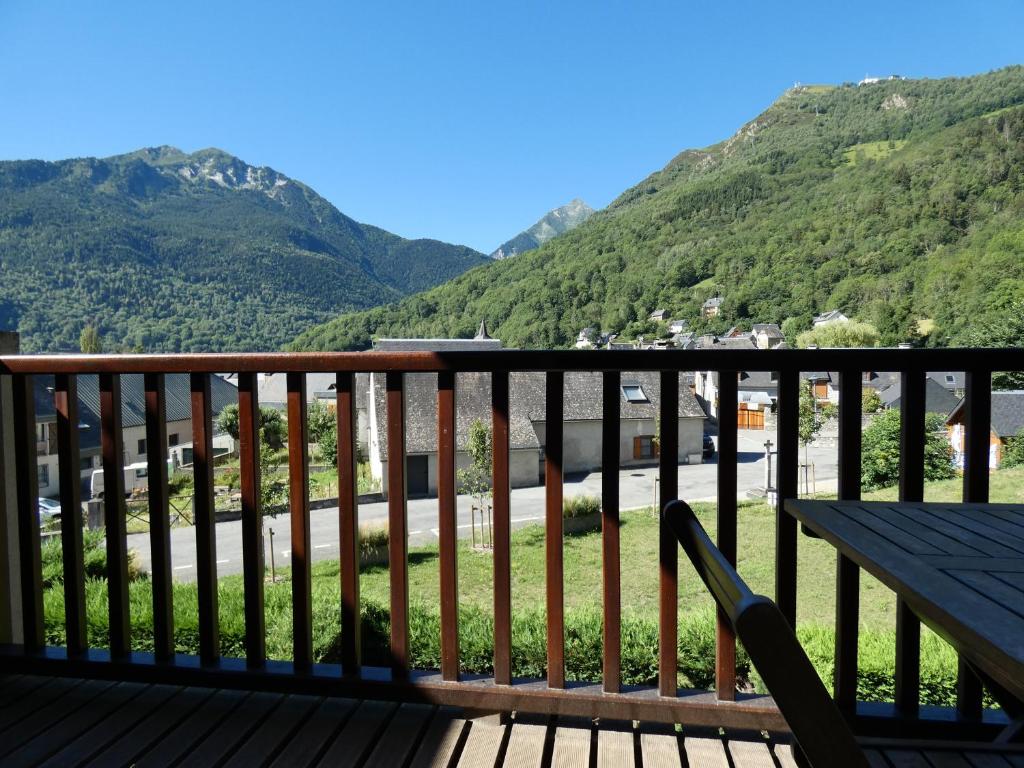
282;550;291;557
173;564;193;571
313;544;332;550
429;528;439;537
216;559;229;564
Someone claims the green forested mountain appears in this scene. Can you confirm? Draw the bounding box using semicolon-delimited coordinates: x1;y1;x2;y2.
292;66;1024;351
0;147;487;352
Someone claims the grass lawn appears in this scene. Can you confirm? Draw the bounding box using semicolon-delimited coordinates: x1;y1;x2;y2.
842;139;907;166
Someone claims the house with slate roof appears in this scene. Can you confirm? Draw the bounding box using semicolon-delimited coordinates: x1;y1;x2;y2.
33;373;238;499
368;370;706;496
701;296;723;318
946;390;1024;469
751;323;785;350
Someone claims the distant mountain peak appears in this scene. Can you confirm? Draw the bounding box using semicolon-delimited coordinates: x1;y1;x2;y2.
490;198;595;259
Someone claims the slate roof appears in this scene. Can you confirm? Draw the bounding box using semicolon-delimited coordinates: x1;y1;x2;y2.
948;390;1024;438
752;323;784;338
702;297;723;309
374;338;504;352
878;378;960;416
372;371;705;455
813;309;848;325
34;374;238;454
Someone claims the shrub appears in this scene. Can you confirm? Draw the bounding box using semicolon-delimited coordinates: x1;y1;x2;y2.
358;523;389;558
41;529;144;588
1002;429;1024;468
861;410;955;490
562;495;601;519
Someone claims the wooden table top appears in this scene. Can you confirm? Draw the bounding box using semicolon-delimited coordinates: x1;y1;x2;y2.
784;499;1024;705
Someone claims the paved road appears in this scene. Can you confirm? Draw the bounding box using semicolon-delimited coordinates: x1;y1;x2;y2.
127;431;838;581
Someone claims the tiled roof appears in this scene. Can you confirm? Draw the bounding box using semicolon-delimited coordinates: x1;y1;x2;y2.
372;370;705;455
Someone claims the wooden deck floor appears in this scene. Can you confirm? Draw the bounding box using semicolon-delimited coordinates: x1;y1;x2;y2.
0;674;1020;768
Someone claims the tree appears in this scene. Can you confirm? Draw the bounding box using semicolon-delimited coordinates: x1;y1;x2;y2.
1001;429;1024;468
957;300;1024;389
798;383;835;491
861;410;955;490
79;325;102;354
216;404;286;451
795;321;880;349
307;400;334;444
862;388;883;414
457;419;492;508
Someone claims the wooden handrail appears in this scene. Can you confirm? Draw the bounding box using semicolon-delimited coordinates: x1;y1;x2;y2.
663;499;868;768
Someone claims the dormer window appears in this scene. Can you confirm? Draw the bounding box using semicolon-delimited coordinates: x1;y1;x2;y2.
621;384;649;403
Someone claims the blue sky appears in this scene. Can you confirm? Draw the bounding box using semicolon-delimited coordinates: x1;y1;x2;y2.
1;1;1021;253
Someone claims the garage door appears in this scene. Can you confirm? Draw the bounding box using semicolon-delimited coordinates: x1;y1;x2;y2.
737;408;765;430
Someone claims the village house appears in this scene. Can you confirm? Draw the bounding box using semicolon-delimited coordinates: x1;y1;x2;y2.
751;323;785;349
701;296;723;318
647;309;670;322
33;373;237;499
947;390;1024;469
368;368;706;497
812;309;849;327
694;370;779;429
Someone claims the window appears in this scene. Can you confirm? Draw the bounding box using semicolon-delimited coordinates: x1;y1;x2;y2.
168;433;179;447
945;374;956;384
135;467;148;479
621;384;649;403
633;436;658;460
37;464;49;488
138;438;147;456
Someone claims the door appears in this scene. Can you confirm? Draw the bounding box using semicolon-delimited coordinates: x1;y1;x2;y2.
737;407;765;430
406;455;430;497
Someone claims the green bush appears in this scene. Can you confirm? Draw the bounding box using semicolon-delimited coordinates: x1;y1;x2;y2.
41;529;144;588
862;410;955;491
562;495;601;519
1001;429;1024;468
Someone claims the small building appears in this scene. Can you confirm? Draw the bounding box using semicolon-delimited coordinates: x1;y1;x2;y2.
34;373;238;499
946;390;1024;469
668;319;688;335
575;327;597;349
702;297;723;318
752;323;785;350
648;309;670;322
812;310;849;327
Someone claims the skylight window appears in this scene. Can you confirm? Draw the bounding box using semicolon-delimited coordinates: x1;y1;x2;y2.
621;384;649;403
945;374;956;384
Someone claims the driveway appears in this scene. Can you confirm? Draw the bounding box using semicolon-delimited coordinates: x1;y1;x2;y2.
127;430;837;581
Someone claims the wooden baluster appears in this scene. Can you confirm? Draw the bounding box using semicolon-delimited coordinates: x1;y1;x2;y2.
54;374;87;657
601;371;621;693
237;372;265;667
545;371;565;689
775;369;799;627
190;373;219;665
143;373;174;662
386;372;410;678
958;369;991;720
896;369;925;718
716;370;738;701
12;374;43;651
100;373;131;659
835;369;862;715
336;372;360;675
438;371;459;680
492;370;512;685
658;369;678;697
287;373;312;671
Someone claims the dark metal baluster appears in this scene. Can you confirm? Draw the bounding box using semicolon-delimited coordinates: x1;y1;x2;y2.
492;370;512;685
716;370;738;701
144;373;174;662
336;372;360;675
237;372;265;667
775;369;799;627
386;372;410;678
545;371;565;689
658;369;678;697
835;369;862;714
190;372;219;665
438;371;459;681
287;373;312;671
896;369;925;718
958;369;991;720
601;371;621;693
54;374;87;657
12;374;43;651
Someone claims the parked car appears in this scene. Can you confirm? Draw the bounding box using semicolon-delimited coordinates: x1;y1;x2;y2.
38;497;62;523
702;433;716;459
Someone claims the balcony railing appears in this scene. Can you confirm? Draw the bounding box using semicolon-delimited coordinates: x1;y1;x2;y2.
0;348;1014;735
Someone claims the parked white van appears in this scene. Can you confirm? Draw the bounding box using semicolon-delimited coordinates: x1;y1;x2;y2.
90;462;149;499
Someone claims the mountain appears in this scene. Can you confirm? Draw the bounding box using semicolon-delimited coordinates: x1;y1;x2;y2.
489;199;594;259
291;66;1024;352
0;146;487;352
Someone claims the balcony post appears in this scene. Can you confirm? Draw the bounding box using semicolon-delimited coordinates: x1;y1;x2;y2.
0;332;21;644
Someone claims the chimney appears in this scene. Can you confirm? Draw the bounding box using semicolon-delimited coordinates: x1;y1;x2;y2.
474;320;492;341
